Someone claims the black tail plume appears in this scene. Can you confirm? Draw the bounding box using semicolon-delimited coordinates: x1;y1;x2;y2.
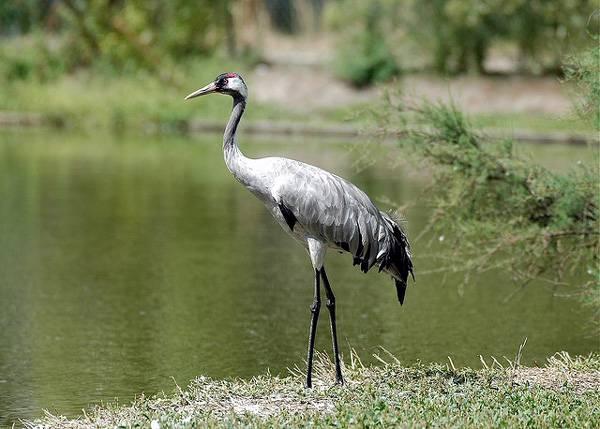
395;279;407;305
380;214;414;304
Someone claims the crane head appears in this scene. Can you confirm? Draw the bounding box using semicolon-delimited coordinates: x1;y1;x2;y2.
185;73;248;101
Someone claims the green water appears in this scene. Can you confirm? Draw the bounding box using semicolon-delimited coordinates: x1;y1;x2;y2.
0;129;596;425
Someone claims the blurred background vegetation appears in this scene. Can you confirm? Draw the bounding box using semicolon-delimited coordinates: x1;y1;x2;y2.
1;1;597;83
0;0;597;136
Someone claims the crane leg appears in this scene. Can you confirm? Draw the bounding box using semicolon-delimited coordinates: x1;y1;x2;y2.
320;267;344;385
305;268;321;388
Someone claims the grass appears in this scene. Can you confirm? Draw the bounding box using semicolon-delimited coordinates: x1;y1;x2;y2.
23;351;600;428
470;112;595;134
316;105;595;139
0;56;309;133
0;54;594;137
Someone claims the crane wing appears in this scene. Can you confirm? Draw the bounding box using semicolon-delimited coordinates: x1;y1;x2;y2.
250;157;413;304
271;159;389;272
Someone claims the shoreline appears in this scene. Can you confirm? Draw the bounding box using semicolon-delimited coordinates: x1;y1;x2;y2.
0;111;596;146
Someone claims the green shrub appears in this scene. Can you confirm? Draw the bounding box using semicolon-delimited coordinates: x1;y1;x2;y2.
374;95;598;305
0;34;67;83
563;39;600;131
332;2;400;87
329;0;597;75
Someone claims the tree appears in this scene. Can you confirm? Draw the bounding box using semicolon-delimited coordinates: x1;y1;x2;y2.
327;0;597;75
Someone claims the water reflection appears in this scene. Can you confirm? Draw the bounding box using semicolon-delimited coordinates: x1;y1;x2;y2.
0;130;595;424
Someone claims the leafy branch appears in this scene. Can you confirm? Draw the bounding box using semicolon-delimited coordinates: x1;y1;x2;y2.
373;93;599;312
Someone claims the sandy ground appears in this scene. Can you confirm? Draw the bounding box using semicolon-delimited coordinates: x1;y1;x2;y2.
400;74;572;114
251;64;377;111
249;36;573;115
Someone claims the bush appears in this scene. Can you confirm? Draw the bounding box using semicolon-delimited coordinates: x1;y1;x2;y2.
328;0;597;75
411;0;598;74
0;0;231;79
332;2;400;87
0;34;67;82
563;39;600;131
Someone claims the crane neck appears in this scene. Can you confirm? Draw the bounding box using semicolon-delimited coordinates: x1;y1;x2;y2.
223;95;250;181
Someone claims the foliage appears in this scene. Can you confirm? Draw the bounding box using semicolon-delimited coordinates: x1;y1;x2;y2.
0;33;68;82
0;0;47;35
327;0;597;75
563;39;600;131
408;0;493;74
2;1;597;81
374;95;599;303
264;0;297;33
0;0;233;81
22;351;600;428
58;0;228;74
330;1;400;87
411;0;597;74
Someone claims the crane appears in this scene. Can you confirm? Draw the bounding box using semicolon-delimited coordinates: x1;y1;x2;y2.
185;73;414;387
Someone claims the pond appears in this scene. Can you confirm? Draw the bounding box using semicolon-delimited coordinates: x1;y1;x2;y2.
0;129;596;425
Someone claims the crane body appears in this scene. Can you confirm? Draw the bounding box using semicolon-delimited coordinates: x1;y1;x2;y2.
186;73;414;387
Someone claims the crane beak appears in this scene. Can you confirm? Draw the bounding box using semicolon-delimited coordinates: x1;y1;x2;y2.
185;82;217;100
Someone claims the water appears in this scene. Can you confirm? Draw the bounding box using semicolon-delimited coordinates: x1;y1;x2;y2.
0;129;596;425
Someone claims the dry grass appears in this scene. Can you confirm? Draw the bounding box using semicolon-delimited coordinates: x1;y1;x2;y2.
513;351;600;394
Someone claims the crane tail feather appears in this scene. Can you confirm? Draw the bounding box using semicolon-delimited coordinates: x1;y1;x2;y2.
346;211;414;305
380;213;414;305
395;279;407;305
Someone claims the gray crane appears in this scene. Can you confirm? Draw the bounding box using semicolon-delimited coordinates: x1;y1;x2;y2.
185;73;414;387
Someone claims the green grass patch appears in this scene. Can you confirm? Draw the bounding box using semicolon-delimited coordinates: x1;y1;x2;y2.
0;57;304;132
317;105;594;135
471;112;594;134
23;351;600;428
1;53;592;137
